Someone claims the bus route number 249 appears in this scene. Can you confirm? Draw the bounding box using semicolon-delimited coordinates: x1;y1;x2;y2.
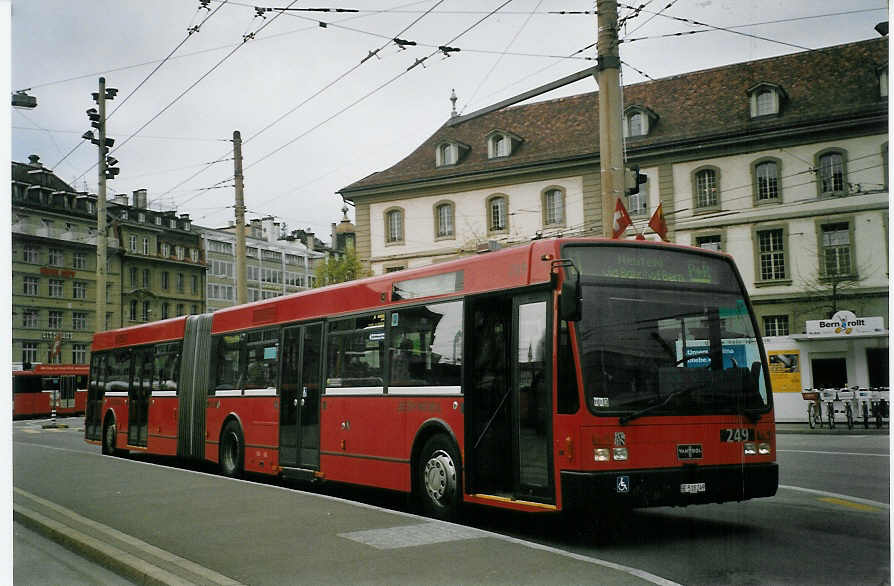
720;428;755;442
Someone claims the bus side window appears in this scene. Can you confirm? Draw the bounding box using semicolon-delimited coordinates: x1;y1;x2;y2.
211;334;243;392
106;349;132;393
326;314;385;388
388;300;462;388
244;328;280;390
152;342;181;394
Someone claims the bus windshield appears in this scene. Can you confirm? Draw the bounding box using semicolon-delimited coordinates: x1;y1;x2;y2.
564;245;770;419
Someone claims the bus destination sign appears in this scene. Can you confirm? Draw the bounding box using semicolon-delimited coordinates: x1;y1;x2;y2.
566;247;725;285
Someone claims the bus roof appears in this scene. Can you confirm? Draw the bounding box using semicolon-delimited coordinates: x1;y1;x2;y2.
92;316;188;352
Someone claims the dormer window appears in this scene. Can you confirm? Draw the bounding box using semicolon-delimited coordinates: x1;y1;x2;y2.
435;140;468;167
623;106;658;138
486;130;522;159
747;83;786;118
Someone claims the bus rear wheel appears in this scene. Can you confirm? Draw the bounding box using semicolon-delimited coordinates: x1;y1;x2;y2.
220;421;244;478
417;434;461;521
102;420;119;456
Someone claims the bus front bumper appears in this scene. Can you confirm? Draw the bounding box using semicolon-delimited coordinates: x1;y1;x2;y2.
561;462;778;510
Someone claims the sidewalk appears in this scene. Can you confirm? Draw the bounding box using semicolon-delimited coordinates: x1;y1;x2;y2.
775;422;889;435
14;440;669;586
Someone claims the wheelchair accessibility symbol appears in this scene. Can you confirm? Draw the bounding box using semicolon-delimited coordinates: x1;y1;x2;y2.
616;475;630;493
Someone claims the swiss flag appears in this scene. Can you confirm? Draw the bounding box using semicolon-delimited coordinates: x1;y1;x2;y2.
612;198;633;239
649;203;669;242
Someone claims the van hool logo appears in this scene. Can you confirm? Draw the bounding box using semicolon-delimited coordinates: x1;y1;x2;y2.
818;310;864;335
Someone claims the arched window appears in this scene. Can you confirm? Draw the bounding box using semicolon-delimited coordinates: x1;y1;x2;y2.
542;188;565;226
755;160;779;201
628;112;643;136
385;208;404;244
817;151;845;196
693;168;719;209
435;202;454;239
755;90;775;116
487;195;508;233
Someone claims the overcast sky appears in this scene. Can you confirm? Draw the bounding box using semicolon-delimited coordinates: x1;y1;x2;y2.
10;0;888;241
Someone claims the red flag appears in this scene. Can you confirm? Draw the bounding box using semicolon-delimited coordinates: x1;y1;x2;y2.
649;203;669;241
612;198;632;239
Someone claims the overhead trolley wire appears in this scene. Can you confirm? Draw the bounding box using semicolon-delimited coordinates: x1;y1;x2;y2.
72;0;299;185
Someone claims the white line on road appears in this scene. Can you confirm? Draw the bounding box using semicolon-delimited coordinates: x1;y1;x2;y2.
778;449;889;457
778;485;889;509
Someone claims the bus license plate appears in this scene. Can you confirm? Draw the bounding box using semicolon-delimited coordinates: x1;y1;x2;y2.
680;482;706;494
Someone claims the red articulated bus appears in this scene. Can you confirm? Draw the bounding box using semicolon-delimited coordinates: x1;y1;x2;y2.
13;364;89;419
85;238;777;518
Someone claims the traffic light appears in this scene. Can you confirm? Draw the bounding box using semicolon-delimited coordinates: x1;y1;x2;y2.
625;165;647;196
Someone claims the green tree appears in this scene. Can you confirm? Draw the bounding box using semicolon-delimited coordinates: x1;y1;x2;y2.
314;248;367;286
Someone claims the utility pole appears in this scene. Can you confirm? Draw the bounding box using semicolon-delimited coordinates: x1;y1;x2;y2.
233;130;247;305
596;0;625;237
84;78;118;332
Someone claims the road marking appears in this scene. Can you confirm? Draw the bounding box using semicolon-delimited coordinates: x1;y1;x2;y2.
340;522;482;549
818;497;883;512
778;449;889;457
14;488;244;585
779;485;889;510
17;441;680;586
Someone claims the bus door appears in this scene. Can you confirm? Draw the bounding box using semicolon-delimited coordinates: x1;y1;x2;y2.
465;292;554;503
279;323;323;469
128;347;152;447
85;353;107;441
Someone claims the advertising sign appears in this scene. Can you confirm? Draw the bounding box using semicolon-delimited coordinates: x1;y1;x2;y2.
768;350;801;393
805;310;885;336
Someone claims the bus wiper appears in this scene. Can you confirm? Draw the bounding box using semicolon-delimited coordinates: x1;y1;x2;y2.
619;383;709;425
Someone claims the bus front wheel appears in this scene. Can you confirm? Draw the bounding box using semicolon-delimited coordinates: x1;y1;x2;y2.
417;434;461;521
220;421;244;478
102;419;119;456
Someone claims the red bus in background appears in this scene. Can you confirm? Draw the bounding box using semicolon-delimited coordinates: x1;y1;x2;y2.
85;238;777;518
13;364;89;419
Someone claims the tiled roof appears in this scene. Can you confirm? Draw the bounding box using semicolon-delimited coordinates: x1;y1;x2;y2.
342;38;887;193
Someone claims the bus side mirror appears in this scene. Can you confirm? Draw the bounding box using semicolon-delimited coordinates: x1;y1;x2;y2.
552;260;582;322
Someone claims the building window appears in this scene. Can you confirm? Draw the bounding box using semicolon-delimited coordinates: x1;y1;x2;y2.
753;159;780;203
821;222;852;276
73;280;87;299
487;195;508;233
176;304;184;317
143;238;150;255
142;301;151;322
191;248;199;262
192;275;199;294
73;252;87;269
129;300;138;321
542;188;565;226
757;228;786;281
695;234;722;251
49;279;64;298
24;245;38;264
129;235;136;252
878;65;888;99
73;343;87;364
627;180;649;217
748;83;784;118
435;202;454;239
385;208;404;244
623;106;656;137
22;342;38;364
23;309;39;329
162;302;170;320
486;131;519;158
817;150;846;196
48;310;63;329
176;246;184;260
693;168;719;209
129;267;138;287
162;272;169;290
143;269;151;288
48;248;64;267
628;112;643;136
177;273;184;293
138;212;145;223
763;315;789;337
191;304;198;315
73;312;87;330
436;143;457;167
161;243;170;257
24;276;39;296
